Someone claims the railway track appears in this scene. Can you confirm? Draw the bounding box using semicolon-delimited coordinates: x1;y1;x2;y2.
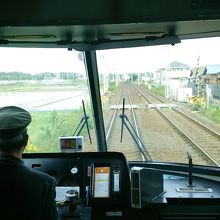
106;86;151;161
136;86;220;166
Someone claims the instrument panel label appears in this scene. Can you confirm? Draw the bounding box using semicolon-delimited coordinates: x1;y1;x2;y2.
93;167;110;198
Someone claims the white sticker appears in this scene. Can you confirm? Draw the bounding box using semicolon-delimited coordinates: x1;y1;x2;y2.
113;173;120;192
71;167;78;174
94;167;110;198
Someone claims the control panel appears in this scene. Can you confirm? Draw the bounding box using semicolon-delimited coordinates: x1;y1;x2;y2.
23;152;131;209
22;152;220;220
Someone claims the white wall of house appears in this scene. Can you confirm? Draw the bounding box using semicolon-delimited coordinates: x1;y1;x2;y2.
165;68;191;101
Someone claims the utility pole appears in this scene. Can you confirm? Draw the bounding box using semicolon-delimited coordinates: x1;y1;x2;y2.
195;56;200;99
195;56;206;109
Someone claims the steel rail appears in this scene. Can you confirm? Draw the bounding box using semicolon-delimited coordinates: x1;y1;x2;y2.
139;86;220;139
135;86;220;167
106;85;149;161
128;93;151;161
106;89;123;141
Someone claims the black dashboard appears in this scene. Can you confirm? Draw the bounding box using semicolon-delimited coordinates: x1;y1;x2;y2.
23;152;220;220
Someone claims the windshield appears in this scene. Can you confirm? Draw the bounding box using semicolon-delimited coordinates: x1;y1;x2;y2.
0;48;97;153
97;37;220;167
0;37;220;167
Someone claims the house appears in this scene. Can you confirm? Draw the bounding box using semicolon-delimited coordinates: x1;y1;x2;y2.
164;61;191;102
154;67;166;86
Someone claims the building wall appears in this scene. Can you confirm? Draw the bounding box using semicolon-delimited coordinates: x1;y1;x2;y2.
165;68;191;101
210;84;220;101
166;78;190;101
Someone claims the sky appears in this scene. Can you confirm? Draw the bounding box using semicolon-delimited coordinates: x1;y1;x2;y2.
1;37;220;74
99;37;220;73
0;48;85;74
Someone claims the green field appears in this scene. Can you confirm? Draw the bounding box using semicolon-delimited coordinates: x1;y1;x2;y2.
0;81;93;153
150;85;165;97
26;109;94;153
0;80;87;92
148;86;220;124
200;104;220;123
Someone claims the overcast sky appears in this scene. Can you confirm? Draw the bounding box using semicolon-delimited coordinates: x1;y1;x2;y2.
99;37;220;73
0;37;220;74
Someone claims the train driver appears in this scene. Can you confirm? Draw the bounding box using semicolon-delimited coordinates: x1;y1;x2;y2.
0;106;58;220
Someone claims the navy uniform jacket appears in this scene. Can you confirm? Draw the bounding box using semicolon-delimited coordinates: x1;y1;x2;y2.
0;154;58;220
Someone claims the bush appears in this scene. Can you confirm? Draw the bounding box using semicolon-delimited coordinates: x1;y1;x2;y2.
211;107;220;123
199;104;220;123
27;109;94;152
150;86;165;97
193;102;203;111
109;81;117;93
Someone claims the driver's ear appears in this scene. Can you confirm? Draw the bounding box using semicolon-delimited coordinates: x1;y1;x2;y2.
23;134;29;147
21;134;28;154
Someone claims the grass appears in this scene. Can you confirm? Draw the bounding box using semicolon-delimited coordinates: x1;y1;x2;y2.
0;81;93;153
200;104;220;123
148;85;165;97
109;81;117;94
148;85;220;124
26;109;94;153
0;80;87;92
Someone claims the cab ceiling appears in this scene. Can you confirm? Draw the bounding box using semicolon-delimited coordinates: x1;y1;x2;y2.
1;0;220;50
